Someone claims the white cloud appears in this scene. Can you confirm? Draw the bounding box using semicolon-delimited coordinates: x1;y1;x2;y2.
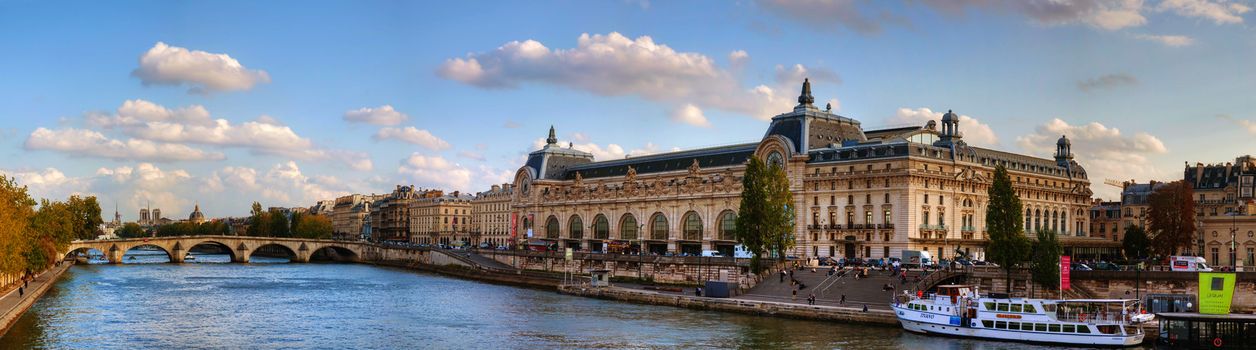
0;168;92;200
131;42;270;94
88;99;214;128
260;161;349;203
923;0;1147;30
373;126;452;151
531;137;663;161
1016;118;1169;199
729;50;750;69
437;32;809;120
1158;0;1250;24
94;163;195;216
670;104;712;127
1133;34;1195;46
343;105;409;126
204;166;259;193
399;154;473;191
888;108;998;146
24;127;226;162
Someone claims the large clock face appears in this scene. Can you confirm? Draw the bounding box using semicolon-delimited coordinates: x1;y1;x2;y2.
767;151;784;168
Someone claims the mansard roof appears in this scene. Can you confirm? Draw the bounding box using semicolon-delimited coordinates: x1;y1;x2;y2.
562;142;758;180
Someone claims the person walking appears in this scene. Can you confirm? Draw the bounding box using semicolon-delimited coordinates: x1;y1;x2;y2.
780;269;786;283
792;286;798;301
840;294;846;304
18;286;23;297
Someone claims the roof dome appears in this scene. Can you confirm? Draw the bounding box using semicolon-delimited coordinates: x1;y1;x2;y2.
942;109;957;122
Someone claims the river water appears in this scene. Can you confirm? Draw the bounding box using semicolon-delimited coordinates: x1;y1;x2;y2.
2;250;1155;349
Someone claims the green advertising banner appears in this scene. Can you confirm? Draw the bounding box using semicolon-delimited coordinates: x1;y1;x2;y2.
1198;272;1236;315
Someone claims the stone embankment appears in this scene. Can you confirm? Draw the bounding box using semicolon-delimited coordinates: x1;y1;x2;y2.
558;285;899;325
0;262;72;336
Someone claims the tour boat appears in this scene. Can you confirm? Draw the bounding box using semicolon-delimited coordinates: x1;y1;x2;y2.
892;285;1148;347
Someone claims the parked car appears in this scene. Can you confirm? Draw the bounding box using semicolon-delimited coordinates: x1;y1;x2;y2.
1092;262;1121;271
1071;263;1093;271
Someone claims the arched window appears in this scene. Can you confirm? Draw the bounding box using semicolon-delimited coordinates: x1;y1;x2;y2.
719;211;736;241
620;214;638;240
568;215;583;239
545;216;560;239
1025;209;1032;230
593;214;609;239
683;211;702;241
651;213;669;240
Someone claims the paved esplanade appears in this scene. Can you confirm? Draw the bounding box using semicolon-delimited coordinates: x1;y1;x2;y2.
65;236;367;263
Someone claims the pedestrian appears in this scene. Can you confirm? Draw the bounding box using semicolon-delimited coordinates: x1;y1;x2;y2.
792;287;798;301
780;269;786;283
18;287;23;297
863;304;868;312
840;294;846;304
808;293;815;305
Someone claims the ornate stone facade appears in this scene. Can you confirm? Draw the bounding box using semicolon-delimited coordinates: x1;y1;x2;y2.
409;191;473;246
510;80;1099;260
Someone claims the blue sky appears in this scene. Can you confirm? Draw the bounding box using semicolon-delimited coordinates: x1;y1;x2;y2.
2;0;1255;219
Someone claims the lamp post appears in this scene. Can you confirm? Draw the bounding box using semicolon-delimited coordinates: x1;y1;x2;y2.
638;223;646;280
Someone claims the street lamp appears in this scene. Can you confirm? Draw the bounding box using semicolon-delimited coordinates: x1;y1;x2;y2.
639;223;646;281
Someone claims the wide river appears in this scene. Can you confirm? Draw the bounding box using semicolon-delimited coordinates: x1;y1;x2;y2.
2;251;1156;349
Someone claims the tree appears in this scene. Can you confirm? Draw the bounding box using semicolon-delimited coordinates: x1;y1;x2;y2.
735;156;796;274
268;209;291;238
293;214;334;239
1147;181;1195;257
1122;225;1151;261
985;164;1032;294
1029;230;1062;298
0;176;37;277
117;223;145;238
66;195;103;240
247;202;270;237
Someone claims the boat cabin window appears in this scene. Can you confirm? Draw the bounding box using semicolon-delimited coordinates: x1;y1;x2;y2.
1096;325;1118;334
1062;324;1075;333
996;321;1007;329
996;303;1009;312
1009;304;1022;313
1009;322;1020;330
1021;323;1033;331
982;320;993;328
1034;323;1047;332
983;302;995;310
1022;304;1036;313
1048;324;1061;332
1076;325;1091;334
1042;304;1056;312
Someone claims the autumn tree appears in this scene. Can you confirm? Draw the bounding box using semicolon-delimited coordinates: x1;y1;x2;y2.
1122;224;1151;260
247;202;271;237
116;222;145;238
66;195;103;240
985;164;1032;294
1147;181;1196;257
0;176;37;277
269;209;291;238
294;214;334;239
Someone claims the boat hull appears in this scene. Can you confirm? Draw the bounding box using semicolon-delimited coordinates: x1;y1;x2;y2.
894;307;1143;347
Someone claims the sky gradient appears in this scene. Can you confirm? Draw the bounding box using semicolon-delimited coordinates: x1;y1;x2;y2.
2;0;1255;219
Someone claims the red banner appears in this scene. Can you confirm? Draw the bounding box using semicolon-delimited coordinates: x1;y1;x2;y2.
510;212;518;241
1060;255;1071;291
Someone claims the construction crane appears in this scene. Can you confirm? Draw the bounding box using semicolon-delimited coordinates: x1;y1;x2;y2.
1102;178;1126;189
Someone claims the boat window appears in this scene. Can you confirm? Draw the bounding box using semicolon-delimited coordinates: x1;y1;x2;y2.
1096;325;1118;334
1008;322;1019;330
983;302;995;310
1048;324;1061;332
982;320;994;328
1021;323;1033;331
1042;304;1056;312
1062;324;1075;333
1010;304;1022;313
1035;323;1047;332
1076;325;1091;334
995;321;1007;329
1023;304;1036;313
997;303;1009;312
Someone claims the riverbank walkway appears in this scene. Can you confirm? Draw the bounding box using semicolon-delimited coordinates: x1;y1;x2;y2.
736;266;929;311
0;261;73;336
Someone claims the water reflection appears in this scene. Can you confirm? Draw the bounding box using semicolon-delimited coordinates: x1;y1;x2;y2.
3;262;1158;349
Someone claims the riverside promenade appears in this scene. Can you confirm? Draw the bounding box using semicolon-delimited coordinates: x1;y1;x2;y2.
0;262;72;336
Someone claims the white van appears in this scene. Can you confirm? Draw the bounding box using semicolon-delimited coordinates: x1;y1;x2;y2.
1170;256;1212;272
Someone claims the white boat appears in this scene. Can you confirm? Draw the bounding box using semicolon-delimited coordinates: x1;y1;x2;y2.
892;284;1148;347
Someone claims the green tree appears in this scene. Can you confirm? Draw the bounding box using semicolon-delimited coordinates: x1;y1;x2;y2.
66;195;103;240
985;164;1032;294
247;202;270;237
0;176;37;277
293;214;334;239
268;209;291;238
1122;225;1151;261
734;157;795;273
1147;181;1196;257
117;222;145;238
1029;230;1062;298
735;157;769;273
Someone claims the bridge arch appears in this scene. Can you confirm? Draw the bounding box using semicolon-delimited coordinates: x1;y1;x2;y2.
181;239;239;263
247;242;300;263
119;243;174;263
308;244;361;262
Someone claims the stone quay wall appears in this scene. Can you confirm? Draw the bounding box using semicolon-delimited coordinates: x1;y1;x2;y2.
476;250;759;288
559;285;899;325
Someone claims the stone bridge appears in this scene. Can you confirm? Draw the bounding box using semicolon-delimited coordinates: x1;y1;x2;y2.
65;235;367;264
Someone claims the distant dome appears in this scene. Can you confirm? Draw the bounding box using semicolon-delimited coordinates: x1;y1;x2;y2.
942;110;957;123
188;204;205;222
